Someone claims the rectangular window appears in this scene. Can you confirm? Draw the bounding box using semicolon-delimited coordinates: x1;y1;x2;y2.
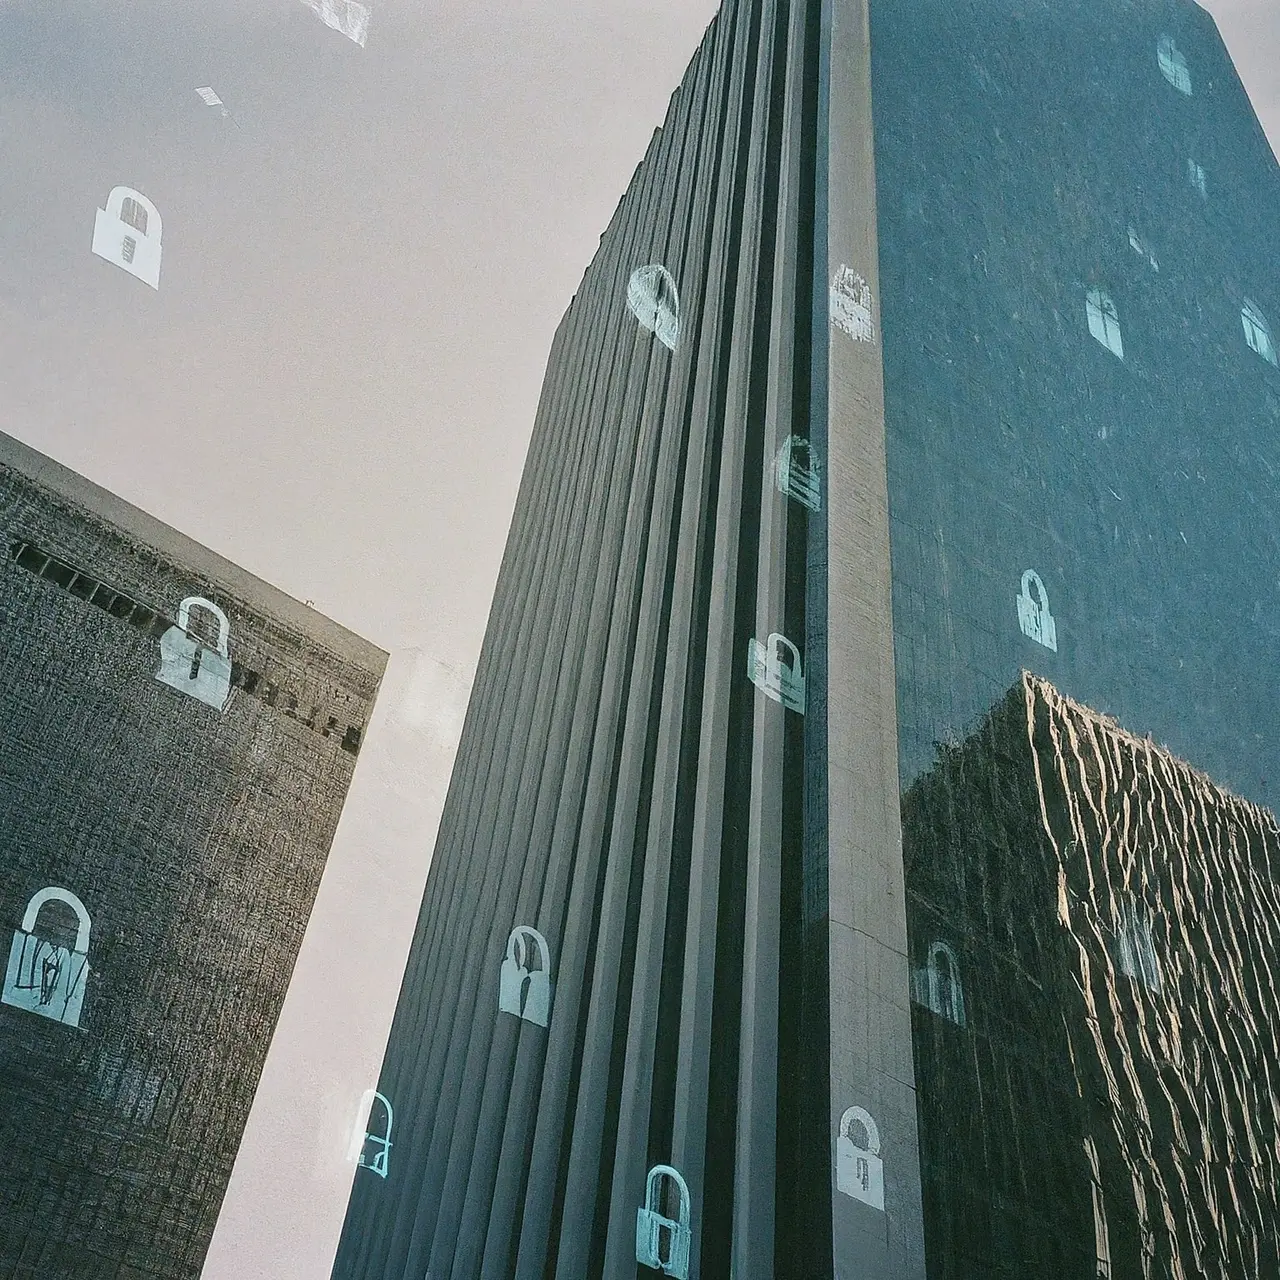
1242;300;1278;366
1116;900;1162;992
1086;288;1124;360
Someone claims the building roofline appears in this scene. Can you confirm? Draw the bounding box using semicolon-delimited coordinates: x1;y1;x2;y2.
0;428;387;673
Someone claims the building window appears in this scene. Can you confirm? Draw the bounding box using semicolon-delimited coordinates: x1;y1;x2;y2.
1086;288;1124;359
1242;299;1278;366
1188;159;1208;200
1126;226;1159;271
1157;35;1192;95
1116;899;1161;992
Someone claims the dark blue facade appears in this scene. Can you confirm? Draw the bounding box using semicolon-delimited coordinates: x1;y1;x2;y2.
875;0;1280;804
875;2;1280;1275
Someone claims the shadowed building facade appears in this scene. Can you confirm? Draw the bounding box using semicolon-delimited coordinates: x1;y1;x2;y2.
905;674;1280;1278
333;0;1280;1277
0;431;386;1278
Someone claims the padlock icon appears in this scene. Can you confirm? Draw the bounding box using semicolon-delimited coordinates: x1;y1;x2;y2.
747;632;806;714
1016;569;1058;652
348;1088;393;1178
635;1164;692;1278
498;925;553;1027
775;435;821;512
2;887;92;1029
910;940;966;1026
627;265;681;351
91;186;162;289
836;1106;885;1211
155;596;233;711
829;264;875;343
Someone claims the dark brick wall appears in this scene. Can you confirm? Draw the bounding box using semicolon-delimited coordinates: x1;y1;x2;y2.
0;442;384;1279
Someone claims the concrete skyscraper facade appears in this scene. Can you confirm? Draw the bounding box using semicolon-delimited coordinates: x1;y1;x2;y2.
334;1;1280;1277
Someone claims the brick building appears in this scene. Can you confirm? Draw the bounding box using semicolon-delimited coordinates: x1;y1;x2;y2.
0;430;385;1278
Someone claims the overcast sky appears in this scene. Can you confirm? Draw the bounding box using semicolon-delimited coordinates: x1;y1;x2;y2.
0;0;1275;678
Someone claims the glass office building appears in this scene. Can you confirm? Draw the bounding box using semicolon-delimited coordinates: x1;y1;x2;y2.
0;430;386;1277
335;0;1280;1276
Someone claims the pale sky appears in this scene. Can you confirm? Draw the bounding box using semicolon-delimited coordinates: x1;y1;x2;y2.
0;0;1274;672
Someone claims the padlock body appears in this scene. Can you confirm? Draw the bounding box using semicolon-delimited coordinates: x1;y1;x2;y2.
92;208;161;289
498;957;526;1017
1017;593;1057;652
1017;592;1042;643
2;930;89;1027
747;639;777;701
776;446;821;512
1039;610;1058;652
156;625;232;710
522;971;552;1027
836;1137;885;1211
636;1210;690;1277
359;1132;391;1178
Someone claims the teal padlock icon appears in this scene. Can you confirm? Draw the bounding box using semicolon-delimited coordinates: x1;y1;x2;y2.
636;1164;692;1278
775;435;821;512
747;632;806;714
2;886;92;1028
156;596;232;711
626;265;681;351
498;926;553;1028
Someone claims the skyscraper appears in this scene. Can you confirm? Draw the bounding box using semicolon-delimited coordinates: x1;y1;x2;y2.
333;0;1280;1276
0;430;386;1278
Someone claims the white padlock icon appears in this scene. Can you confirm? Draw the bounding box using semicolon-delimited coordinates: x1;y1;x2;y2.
498;925;553;1027
775;435;821;512
836;1105;885;1211
626;265;681;351
92;186;162;289
348;1088;394;1178
635;1164;692;1278
2;887;92;1029
155;596;233;711
1016;569;1058;652
747;632;806;714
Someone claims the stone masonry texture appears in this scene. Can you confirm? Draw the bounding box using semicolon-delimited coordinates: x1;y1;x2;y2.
0;431;386;1279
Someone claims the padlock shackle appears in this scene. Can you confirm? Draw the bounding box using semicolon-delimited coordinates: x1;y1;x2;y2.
1019;569;1049;609
644;1164;691;1220
838;1105;881;1155
628;263;678;309
926;940;959;976
506;925;550;973
366;1089;393;1138
20;886;91;954
781;434;813;465
103;186;162;239
176;596;231;657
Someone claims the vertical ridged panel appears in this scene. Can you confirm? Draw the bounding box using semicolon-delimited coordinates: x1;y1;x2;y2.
330;4;835;1276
